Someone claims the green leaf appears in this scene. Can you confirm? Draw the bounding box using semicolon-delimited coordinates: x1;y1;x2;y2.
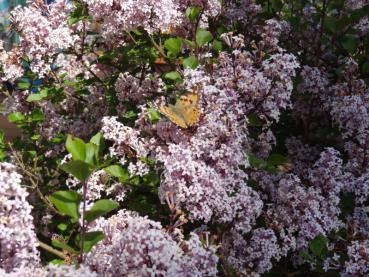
8;112;25;122
267;154;288;166
31;134;41;141
123;110;137;121
186;6;202;23
17;82;30;89
31;108;44;122
90;132;104;148
341;35;359;54
60;160;92;181
49;259;65;265
68;17;81;25
248;113;263;127
362;61;369;74
183;56;199;69
89;133;105;158
349;4;369;21
84;143;99;167
66;135;86;161
104;164;129;181
75;231;105;252
0;129;4;143
196;29;213;47
26;89;48;102
164;38;182;56
271;0;283;11
324;16;339;33
340;192;355;215
216;26;227;35
300;251;313;261
57;223;68;231
85;199;119;223
51;239;78;253
49;191;81;219
148;108;161;123
183;39;196;49
212;40;223;52
248;154;266;168
309;234;328;257
164;71;182;82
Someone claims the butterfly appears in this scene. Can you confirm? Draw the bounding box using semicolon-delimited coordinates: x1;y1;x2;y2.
159;91;200;128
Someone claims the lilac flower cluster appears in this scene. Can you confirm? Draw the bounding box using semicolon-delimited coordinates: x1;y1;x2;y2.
345;240;369;275
7;0;77;78
83;0;220;42
0;264;98;277
222;228;281;275
115;72;164;104
0;162;40;272
85;210;218;276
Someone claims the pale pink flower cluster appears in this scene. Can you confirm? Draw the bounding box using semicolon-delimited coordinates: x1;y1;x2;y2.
155;67;261;229
85;210;218;276
115;72;164;103
222;228;281;275
83;0;181;41
101;116;150;160
7;0;78;77
0;264;98;277
0;162;40;272
83;0;221;42
0;42;24;81
65;167;127;203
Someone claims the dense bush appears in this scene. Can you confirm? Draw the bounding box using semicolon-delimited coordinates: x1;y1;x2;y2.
0;0;369;276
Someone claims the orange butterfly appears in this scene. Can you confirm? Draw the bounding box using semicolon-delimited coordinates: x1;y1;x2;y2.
159;91;200;128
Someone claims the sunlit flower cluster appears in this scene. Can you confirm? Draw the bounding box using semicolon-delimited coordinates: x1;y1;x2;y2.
85;210;218;276
0;162;39;272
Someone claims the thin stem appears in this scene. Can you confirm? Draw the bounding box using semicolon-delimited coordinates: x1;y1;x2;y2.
9;145;61;215
126;31;138;45
38;241;65;259
79;180;87;263
315;0;328;62
149;35;168;59
81;60;109;90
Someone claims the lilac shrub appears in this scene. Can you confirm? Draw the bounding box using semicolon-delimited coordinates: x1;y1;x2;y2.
0;0;369;276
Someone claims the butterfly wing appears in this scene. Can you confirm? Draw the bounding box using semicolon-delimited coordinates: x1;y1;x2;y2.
159;91;200;128
159;105;188;128
177;92;200;127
